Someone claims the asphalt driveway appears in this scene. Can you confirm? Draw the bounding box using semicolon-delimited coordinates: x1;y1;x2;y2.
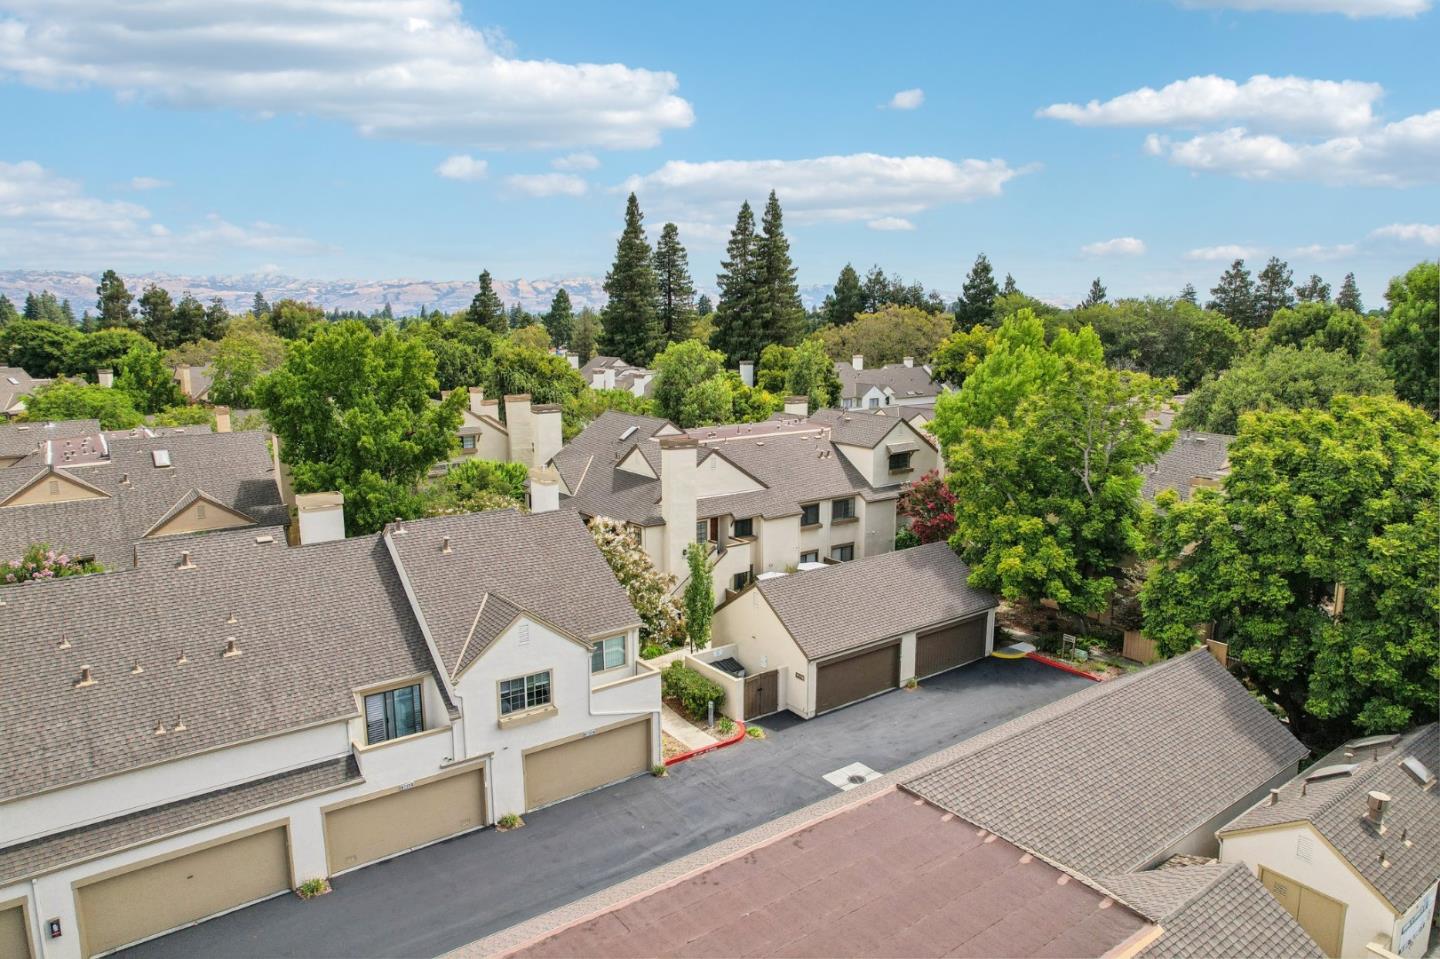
123;656;1087;959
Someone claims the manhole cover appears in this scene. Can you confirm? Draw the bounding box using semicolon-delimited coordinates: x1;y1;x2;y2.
847;774;867;785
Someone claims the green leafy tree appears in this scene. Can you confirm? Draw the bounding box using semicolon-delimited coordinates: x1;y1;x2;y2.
588;516;684;647
1141;396;1438;743
571;307;600;364
268;299;325;340
509;324;551;353
823;264;866;326
1259;302;1369;358
683;543;714;650
1079;299;1244;391
419;458;528;516
466;270;506;334
169;292;209;346
0;319;82;377
930;323;995;388
599;194;662;364
137;284;178;348
1295;274;1331;304
23;291;69;325
1380;261;1438;415
20;380;142;429
954;253;999;328
711;201;760;366
561;387;654;441
653;223;696;346
1178;346;1393;434
1080;277;1107;308
652;339;727;425
405;318;497;393
818;305;952;368
0;294;17;326
95;270;135;328
1336;272;1363;314
756;343;795;393
543;288;575;348
255;321;465;535
753;191;806;349
784;337;842;411
209;334;267;407
1254;256;1295;326
114;345;185;413
203;297;231;340
66;328;151;380
1208;259;1259;329
485;340;585;406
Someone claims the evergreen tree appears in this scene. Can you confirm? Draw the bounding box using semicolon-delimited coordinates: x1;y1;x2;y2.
543;288;575;348
955;253;999;328
204;297;231;340
753;191;806;349
172;292;208;345
711;201;761;366
23;291;68;324
1295;274;1331;303
137;284;178;348
653;222;696;345
95;270;134;328
696;293;713;316
598;193;662;364
1081;277;1107;308
1178;282;1199;306
60;300;76;326
572;307;600;363
1254;256;1295;326
1336;272;1363;313
251;291;270;320
1001;273;1018;296
0;293;17;326
1208;259;1259;329
507;302;529;330
824;263;866;326
467;270;506;334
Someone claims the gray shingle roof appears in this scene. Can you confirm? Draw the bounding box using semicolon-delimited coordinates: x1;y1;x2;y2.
753;542;996;660
550;410;675;498
0;429;287;570
1104;864;1323;958
0;366;52;414
1142;430;1233;502
1219;724;1439;911
835;361;942;402
808;407;936;450
0;419;101;459
0;756;359;885
384;509;640;682
905;651;1308;877
0;528;440;802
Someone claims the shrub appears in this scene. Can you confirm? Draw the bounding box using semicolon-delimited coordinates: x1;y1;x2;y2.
640;643;667;660
661;662;725;721
497;812;523;830
295;878;330;900
2;544;102;586
746;726;766;740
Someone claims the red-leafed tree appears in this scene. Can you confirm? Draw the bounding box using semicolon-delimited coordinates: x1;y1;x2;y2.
897;470;957;545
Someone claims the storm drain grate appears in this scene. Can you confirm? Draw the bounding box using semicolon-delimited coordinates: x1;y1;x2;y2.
822;762;882;792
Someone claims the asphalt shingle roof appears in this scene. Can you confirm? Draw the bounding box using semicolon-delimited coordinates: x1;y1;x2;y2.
905;651;1308;877
0;419;101;459
0;756;359;885
0;528;439;802
550;410;675;499
808;407;936;450
836;361;942;402
752;542;996;660
1142;430;1233;501
0;366;52;414
1219;723;1439;911
384;509;640;682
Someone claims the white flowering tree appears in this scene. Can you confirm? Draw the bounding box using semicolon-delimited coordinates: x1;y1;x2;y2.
587;517;685;649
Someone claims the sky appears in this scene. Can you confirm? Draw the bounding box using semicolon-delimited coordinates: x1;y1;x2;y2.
0;0;1436;307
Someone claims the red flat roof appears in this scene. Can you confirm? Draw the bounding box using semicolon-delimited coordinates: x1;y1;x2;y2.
506;788;1153;958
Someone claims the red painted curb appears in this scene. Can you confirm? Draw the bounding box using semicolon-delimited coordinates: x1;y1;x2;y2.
664;720;748;766
1026;651;1103;682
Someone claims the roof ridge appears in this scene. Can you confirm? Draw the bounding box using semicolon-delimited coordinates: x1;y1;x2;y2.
451;592;491;680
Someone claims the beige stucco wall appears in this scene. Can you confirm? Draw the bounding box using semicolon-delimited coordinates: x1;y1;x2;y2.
2;472;105;507
711;589;808;715
694;453;764;498
147;498;253;537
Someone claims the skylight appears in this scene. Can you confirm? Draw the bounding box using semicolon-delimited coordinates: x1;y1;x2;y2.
1304;763;1357;783
619;426;638;441
1401;756;1433;786
151;449;172;468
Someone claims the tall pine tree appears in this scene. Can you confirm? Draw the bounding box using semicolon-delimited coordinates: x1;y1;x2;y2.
824;263;865;326
599;193;662;364
753;191;806;349
572;307;600;363
137;284;177;346
696;293;713;316
544;288;575;348
653;222;696;345
711;201;760;366
1336;273;1363;313
95;270;134;329
1001;273;1018;296
1254;256;1295;326
955;254;999;328
1081;277;1107;308
251;291;270;320
1208;259;1258;329
467;270;506;334
1295;273;1332;303
1178;283;1199;305
0;294;17;326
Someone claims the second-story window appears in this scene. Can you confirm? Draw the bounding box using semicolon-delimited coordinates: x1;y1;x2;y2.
800;503;820;527
461;435;476;450
591;636;626;673
364;684;423;745
888;450;913;471
695;520;708;542
733;517;754;538
500;670;552;715
831;497;855;521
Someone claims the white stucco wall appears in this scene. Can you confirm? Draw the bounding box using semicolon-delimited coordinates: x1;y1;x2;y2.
711;589;808;715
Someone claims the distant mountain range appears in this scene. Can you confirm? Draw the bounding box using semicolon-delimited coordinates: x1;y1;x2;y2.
0;270;840;317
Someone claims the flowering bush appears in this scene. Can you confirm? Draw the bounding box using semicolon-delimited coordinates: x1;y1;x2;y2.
897;470;957;545
588;517;685;647
2;544;102;586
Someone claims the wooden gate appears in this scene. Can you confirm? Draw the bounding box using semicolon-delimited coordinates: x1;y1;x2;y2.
744;669;779;719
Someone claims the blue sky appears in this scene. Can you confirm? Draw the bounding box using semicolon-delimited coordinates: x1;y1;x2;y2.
0;0;1436;306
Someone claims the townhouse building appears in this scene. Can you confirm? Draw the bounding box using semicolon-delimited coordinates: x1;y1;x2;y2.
447;390;563;472
835;354;944;410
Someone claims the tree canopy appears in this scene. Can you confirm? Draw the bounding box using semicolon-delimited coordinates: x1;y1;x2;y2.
818;305;952;368
599;194;661;364
20;380;143;430
1380;261;1438;416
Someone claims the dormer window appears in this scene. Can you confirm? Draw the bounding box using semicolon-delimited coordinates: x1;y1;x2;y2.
888;450;914;472
364;683;423;745
461;435;476;450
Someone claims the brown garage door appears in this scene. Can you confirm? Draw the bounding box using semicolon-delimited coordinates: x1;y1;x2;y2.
77;826;290;957
816;642;900;714
915;616;989;679
524;718;651;811
325;768;485;875
0;903;31;959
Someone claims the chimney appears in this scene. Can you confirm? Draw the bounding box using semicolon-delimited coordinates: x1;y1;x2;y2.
97;368;114;388
504;394;535;467
176;364;195;399
213;406;232;434
852;354;864;371
739;360;755;388
479;397;500;422
565;352;580;370
659;435;700;580
784;395;809;417
528;465;560;513
590;370;607;390
903;356;914;368
1366;791;1392;830
532;403;563;470
295;491;346;544
467;387;485;416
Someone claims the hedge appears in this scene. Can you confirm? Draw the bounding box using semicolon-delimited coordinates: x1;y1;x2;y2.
661;662;725;721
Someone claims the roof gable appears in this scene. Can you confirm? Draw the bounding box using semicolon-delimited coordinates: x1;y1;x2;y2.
0;466;111;507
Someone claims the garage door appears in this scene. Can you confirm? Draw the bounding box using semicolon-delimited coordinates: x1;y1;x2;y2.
1;903;31;959
916;616;989;679
324;768;485;875
524;718;651;811
77;826;289;957
816;642;900;714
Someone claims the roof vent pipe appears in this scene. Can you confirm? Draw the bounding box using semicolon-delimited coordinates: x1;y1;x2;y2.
1367;791;1392;829
178;550;195;570
442;535;452;554
222;637;241;658
1269;788;1281;806
75;665;96;688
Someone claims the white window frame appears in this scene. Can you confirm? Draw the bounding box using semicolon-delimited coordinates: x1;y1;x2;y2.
499;669;552;716
591;635;627;674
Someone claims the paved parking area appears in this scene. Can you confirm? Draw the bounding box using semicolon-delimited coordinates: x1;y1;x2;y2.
123;657;1087;959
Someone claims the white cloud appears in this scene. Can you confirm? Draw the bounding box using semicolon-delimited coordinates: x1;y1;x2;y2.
887;88;925;110
1180;0;1429;17
621;153;1025;228
0;0;694;150
1293;242;1358;259
867;217;916;231
436;154;488;180
1081;236;1147;256
1144;110;1440;186
1184;244;1259;261
552;152;600;171
1370;222;1440;245
1040;74;1381;134
504;173;588;197
128;176;170;191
